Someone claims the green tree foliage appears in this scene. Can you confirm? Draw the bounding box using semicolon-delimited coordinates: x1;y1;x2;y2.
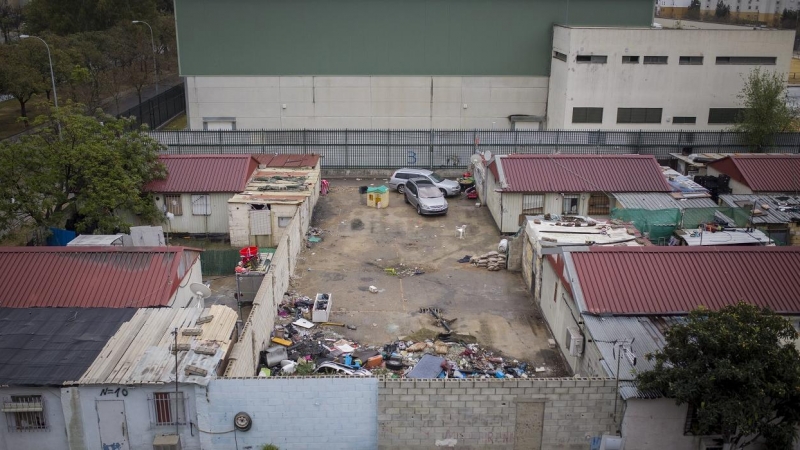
734;68;798;152
715;0;730;18
0;104;167;233
0;43;45;123
23;0;159;35
0;0;24;43
637;303;800;449
686;0;701;20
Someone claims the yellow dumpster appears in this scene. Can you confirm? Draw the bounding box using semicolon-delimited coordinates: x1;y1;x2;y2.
367;186;390;208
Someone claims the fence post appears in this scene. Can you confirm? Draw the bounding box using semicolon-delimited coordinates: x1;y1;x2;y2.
555;129;560;153
386;129;390;168
345;129;349;169
718;130;723;151
429;129;434;170
637;130;643;154
303;129;307;154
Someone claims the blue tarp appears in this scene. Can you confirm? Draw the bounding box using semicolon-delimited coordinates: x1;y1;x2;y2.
47;227;76;246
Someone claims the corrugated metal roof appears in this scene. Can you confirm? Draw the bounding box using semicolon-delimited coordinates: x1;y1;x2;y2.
719;194;800;224
0;247;201;308
708;155;800;193
229;167;320;205
566;246;800;315
0;308;136;386
76;305;237;386
496;154;672;193
253;154;320;168
146;155;259;193
613;193;718;210
582;315;668;381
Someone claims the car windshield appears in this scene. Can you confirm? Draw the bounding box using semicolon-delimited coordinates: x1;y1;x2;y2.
429;173;444;182
418;186;441;198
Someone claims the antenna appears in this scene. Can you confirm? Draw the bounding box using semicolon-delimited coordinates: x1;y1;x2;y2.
190;282;212;299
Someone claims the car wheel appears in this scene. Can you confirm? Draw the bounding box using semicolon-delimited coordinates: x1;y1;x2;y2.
417;205;422;215
397;185;405;194
234;412;252;431
440;188;447;197
404;193;409;204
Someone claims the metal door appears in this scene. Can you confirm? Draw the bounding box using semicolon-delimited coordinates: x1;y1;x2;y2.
97;400;129;450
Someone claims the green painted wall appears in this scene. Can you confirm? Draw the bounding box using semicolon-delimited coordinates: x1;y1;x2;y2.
175;0;653;76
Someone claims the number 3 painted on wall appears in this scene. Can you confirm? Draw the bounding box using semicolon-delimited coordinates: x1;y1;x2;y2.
408;150;417;165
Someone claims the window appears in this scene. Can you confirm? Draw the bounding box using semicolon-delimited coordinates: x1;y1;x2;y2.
708;108;744;124
191;194;211;216
521;194;545;215
278;216;292;228
562;195;579;215
673;116;697;124
553;51;567;62
164;194;182;216
643;56;668;64
576;55;607;64
715;56;776;65
151;392;186;427
617;108;663;124
622;55;640;64
3;395;47;431
587;193;610;215
679;56;704;65
572;107;603;124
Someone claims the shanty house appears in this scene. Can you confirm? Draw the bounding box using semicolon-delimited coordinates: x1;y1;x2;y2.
0;246;204;309
719;194;800;246
0;308;136;450
228;154;321;247
145;155;259;235
538;246;800;450
706;154;800;195
480;154;672;233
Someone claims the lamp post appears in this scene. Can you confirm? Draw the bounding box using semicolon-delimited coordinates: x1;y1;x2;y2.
19;34;61;139
132;20;159;96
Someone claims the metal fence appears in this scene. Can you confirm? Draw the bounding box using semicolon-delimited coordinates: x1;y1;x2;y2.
119;83;185;130
149;129;800;169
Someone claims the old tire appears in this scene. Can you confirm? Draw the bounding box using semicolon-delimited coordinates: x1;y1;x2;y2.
397;184;405;194
385;359;404;371
234;412;252;431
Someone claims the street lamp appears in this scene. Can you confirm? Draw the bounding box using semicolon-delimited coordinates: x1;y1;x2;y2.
132;20;159;96
19;34;61;139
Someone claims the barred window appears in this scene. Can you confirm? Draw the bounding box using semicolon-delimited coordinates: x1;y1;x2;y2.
150;392;186;427
587;193;610;215
164;194;183;216
191;194;211;216
522;194;545;215
3;395;47;432
562;195;580;215
622;55;640;64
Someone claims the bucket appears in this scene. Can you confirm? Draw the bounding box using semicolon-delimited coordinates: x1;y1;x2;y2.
240;246;259;258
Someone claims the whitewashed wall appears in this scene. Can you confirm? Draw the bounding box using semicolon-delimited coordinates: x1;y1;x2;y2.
0;387;67;450
186;76;548;130
170;257;204;308
156;193;232;234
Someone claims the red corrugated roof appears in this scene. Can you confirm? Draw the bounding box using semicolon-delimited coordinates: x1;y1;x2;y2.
708;155;800;193
568;246;800;315
253;154;320;168
497;154;671;193
0;247;201;308
146;155;259;193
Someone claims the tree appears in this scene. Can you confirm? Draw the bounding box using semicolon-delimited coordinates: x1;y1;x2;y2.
0;43;44;124
637;303;800;449
0;0;24;44
0;103;167;234
734;68;798;152
23;0;159;35
686;0;701;20
715;0;731;18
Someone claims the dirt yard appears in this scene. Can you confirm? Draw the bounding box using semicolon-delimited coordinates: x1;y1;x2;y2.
289;178;567;375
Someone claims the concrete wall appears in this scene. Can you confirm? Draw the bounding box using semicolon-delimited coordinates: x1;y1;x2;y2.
196;378;378;450
69;384;202;450
378;378;621;450
706;166;754;194
170;257;205;308
155;193;232;234
621;398;703;450
0;387;68;450
546;26;794;130
539;257;585;375
186;76;549;130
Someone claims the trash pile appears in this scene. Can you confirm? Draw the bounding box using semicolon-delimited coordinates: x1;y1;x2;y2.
470;251;507;271
383;263;425;278
262;293;549;378
306;227;324;246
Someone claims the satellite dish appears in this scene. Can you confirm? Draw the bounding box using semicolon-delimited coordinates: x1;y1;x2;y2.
190;282;212;299
470;154;482;167
483;150;493;161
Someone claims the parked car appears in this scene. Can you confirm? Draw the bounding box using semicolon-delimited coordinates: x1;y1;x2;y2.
388;168;461;196
404;178;448;215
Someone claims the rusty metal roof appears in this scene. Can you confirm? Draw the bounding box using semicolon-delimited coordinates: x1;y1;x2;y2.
708;154;800;193
0;247;201;308
0;308;136;386
564;246;800;315
146;155;259;193
496;154;672;193
253;154;320;168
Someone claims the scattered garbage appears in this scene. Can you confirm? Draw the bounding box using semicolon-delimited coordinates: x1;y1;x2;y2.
456;255;472;263
369;285;379;293
306;227;325;247
470;250;507;271
383;263;426;278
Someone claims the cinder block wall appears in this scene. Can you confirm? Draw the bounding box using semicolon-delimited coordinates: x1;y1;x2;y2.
378;378;621;450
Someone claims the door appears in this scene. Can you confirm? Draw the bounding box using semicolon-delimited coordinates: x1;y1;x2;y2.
514;400;544;450
97;400;129;450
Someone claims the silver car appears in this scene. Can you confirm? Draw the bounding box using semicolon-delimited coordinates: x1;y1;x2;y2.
404;178;448;215
388;168;461;196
